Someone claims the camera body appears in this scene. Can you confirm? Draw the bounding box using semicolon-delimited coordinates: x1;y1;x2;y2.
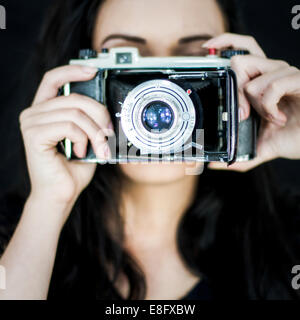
62;47;257;163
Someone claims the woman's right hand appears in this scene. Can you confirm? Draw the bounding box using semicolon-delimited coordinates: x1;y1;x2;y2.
19;65;114;218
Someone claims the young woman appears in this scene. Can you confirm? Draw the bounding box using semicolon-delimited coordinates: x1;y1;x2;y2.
0;0;300;300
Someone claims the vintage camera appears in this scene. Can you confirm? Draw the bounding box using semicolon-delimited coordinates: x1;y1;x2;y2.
62;47;257;163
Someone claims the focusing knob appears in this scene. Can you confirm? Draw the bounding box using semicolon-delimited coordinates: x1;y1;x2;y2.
221;49;250;59
79;49;98;59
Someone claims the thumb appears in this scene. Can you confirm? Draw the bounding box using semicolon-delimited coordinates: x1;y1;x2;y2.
208;154;265;172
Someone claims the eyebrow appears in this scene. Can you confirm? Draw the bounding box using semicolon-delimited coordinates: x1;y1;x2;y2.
101;34;146;45
178;34;213;44
101;33;214;47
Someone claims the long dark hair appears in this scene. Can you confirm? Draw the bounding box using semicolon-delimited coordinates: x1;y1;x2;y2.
2;0;300;300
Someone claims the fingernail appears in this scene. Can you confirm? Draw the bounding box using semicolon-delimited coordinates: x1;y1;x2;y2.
104;143;111;159
108;121;114;130
102;128;115;137
276;112;287;123
81;66;98;74
95;141;106;159
95;130;105;143
239;108;245;122
75;144;86;158
274;119;286;127
102;122;115;137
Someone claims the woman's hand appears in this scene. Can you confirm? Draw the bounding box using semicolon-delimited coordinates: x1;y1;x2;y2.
0;65;115;300
203;33;300;172
19;65;114;213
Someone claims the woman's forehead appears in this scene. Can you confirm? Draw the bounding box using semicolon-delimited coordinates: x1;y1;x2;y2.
92;0;225;50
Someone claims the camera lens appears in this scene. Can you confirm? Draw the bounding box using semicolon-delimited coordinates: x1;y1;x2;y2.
142;101;174;133
121;80;196;154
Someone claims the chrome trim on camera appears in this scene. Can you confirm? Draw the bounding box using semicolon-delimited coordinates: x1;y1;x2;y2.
120;80;196;154
70;47;231;70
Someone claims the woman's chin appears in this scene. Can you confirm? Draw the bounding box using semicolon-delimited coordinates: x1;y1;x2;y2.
119;162;204;185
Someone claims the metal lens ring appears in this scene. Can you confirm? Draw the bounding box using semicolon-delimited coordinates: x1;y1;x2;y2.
121;80;196;154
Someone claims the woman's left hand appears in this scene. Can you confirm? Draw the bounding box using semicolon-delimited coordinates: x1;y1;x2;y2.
203;33;300;172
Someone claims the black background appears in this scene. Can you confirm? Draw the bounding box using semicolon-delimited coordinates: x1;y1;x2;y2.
0;0;300;194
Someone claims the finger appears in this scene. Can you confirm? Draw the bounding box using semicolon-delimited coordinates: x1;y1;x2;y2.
33;65;98;105
21;108;106;157
238;86;251;122
208;156;264;172
258;71;300;124
30;94;114;134
244;66;299;125
207;145;271;171
208;119;277;172
24;121;88;159
94;131;112;161
230;55;289;121
202;33;266;57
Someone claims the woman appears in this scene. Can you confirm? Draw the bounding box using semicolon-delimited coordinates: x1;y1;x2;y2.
0;0;300;300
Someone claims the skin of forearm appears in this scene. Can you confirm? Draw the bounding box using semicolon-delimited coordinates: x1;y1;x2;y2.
0;195;74;300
